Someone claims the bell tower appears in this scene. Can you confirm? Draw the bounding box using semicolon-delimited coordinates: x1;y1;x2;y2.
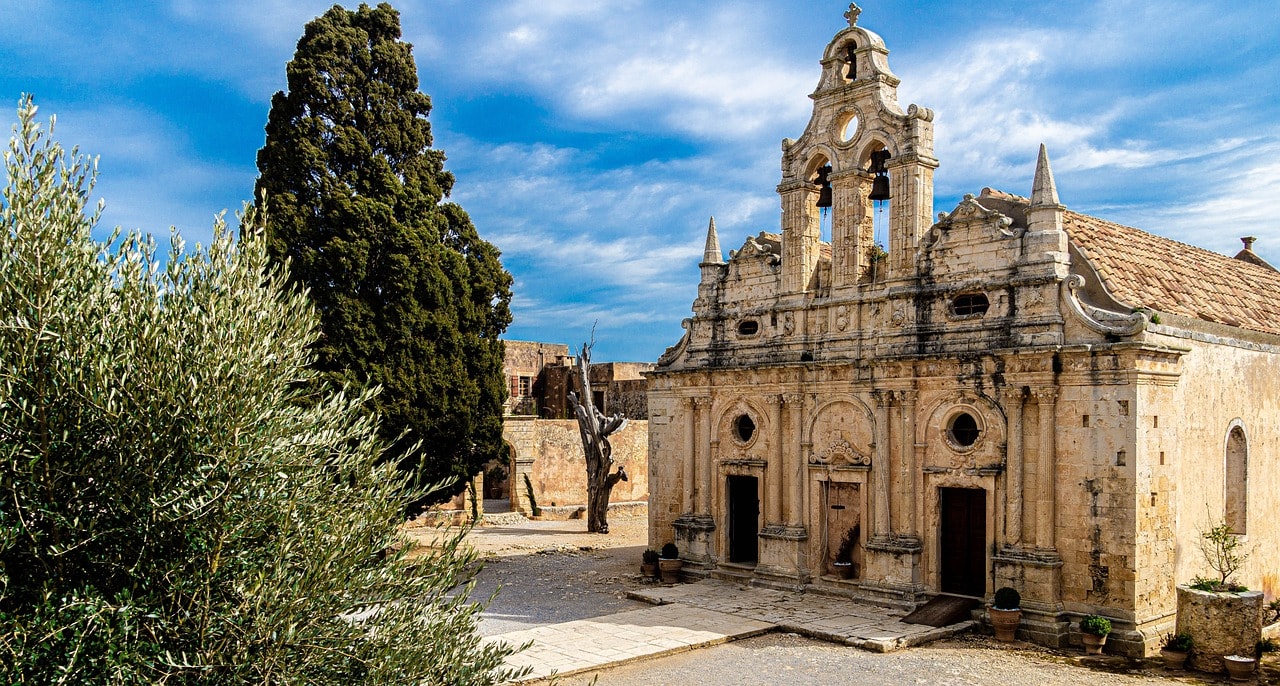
779;3;937;294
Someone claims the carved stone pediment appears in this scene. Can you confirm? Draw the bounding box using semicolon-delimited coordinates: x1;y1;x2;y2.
935;194;1015;234
809;439;871;466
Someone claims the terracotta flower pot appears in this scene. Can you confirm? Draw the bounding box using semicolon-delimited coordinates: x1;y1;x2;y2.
640;562;657;578
1223;654;1256;681
1082;633;1107;655
1159;648;1188;670
658;558;682;584
989;607;1021;642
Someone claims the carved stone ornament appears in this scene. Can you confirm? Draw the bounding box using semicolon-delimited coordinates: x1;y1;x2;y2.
935;194;1015;233
1061;274;1147;336
809;439;870;466
891;307;905;325
656;319;691;367
783;311;795;335
835;304;849;331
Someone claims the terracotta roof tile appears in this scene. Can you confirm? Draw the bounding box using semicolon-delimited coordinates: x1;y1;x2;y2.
1063;211;1280;337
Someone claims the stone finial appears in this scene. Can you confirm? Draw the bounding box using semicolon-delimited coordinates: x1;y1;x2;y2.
702;216;724;265
1242;236;1257;251
844;3;862;27
1031;143;1061;208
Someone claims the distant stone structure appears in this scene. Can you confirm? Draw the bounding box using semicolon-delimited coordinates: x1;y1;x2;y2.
646;5;1280;657
498;340;652;518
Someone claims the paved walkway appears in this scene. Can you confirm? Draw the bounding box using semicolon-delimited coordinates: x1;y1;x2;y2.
630;579;974;652
485;579;975;683
484;604;773;682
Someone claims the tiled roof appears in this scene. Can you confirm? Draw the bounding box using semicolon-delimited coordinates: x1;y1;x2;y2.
1063;211;1280;337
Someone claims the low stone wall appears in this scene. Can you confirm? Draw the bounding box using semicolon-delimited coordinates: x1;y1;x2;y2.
1176;585;1264;672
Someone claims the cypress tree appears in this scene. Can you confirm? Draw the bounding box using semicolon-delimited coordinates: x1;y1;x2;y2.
254;3;512;507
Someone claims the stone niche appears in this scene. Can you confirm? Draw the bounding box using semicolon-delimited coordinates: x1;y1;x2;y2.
1175;585;1264;673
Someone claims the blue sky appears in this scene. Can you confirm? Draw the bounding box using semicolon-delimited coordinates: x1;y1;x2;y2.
4;0;1279;361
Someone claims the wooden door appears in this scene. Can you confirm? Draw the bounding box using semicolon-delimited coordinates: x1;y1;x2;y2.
939;487;986;596
726;475;759;564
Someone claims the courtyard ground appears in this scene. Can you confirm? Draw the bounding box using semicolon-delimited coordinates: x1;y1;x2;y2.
409;514;1277;685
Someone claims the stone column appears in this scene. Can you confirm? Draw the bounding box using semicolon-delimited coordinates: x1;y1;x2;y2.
783;393;806;527
682;397;696;515
829;169;873;289
694;396;714;516
1034;388;1058;550
898;390;917;537
871;390;891;537
1003;387;1025;547
766;394;784;525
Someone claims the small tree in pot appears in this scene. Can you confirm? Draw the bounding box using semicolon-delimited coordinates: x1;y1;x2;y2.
1080;614;1112;655
658;542;683;584
989;587;1022;642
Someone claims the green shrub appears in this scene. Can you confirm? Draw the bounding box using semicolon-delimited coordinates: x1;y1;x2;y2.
661;542;680;559
1080;615;1112;637
993;587;1021;610
642;549;660;564
1162;632;1194;652
0;99;522;685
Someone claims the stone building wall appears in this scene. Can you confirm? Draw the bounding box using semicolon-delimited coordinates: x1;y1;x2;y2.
505;418;649;515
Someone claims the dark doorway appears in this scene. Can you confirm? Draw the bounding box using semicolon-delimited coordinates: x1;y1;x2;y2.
939;487;986;596
726;475;760;564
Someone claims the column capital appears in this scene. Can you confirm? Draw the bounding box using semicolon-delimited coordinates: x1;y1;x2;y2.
782;392;805;406
1001;386;1027;402
897;389;918;406
1032;387;1059;403
763;393;784;406
872;389;892;408
692;396;714;408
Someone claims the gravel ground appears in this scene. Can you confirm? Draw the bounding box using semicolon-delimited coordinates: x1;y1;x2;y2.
546;632;1247;686
459;515;654;636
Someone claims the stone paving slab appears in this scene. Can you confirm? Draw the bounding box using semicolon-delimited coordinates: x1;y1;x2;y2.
627;579;975;653
484;603;774;682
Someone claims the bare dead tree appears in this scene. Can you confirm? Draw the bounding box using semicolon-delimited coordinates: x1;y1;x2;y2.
568;342;628;533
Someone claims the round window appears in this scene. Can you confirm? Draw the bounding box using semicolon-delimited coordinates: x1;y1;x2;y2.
734;414;757;443
737;320;760;336
839;114;860;142
951;292;990;317
948;412;980;447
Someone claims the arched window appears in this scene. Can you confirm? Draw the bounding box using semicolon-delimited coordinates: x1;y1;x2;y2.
1225;425;1247;534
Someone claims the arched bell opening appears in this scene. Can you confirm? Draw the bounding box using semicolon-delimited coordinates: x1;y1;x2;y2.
807;154;834;243
858;142;893;279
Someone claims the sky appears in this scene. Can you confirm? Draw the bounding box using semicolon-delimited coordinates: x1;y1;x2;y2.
3;0;1279;362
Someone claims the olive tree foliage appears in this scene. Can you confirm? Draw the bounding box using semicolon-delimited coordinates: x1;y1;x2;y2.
0;99;522;685
255;3;513;509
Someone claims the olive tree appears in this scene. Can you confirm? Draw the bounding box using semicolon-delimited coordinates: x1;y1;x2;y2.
0;99;522;685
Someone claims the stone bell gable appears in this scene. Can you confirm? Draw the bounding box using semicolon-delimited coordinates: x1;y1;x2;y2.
648;3;1280;658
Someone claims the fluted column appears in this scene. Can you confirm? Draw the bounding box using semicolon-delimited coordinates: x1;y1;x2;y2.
871;390;891;537
1034;388;1058;550
682;398;696;514
783;393;806;527
694;396;714;515
898;390;917;537
1003;387;1025;547
765;394;784;525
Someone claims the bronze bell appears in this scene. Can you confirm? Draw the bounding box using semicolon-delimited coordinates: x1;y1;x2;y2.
869;173;891;201
815;165;833;208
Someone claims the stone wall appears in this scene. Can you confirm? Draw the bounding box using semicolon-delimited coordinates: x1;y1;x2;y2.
504;417;649;515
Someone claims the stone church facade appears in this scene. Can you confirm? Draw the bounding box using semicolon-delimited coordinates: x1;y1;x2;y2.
646;6;1279;655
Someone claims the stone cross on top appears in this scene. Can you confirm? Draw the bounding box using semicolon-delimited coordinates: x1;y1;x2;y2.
844;3;862;26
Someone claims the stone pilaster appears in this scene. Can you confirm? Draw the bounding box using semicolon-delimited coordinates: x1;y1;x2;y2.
1034;387;1058;551
870;390;891;538
1002;387;1025;547
780;181;821;294
765;394;784;526
783;393;806;528
897;390;918;538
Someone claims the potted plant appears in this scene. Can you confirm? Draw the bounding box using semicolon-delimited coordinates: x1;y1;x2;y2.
829;527;858;580
988;587;1021;642
1222;654;1255;681
1160;632;1193;670
1177;519;1264;673
658;542;682;584
1079;614;1111;655
641;549;659;578
1227;638;1278;680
